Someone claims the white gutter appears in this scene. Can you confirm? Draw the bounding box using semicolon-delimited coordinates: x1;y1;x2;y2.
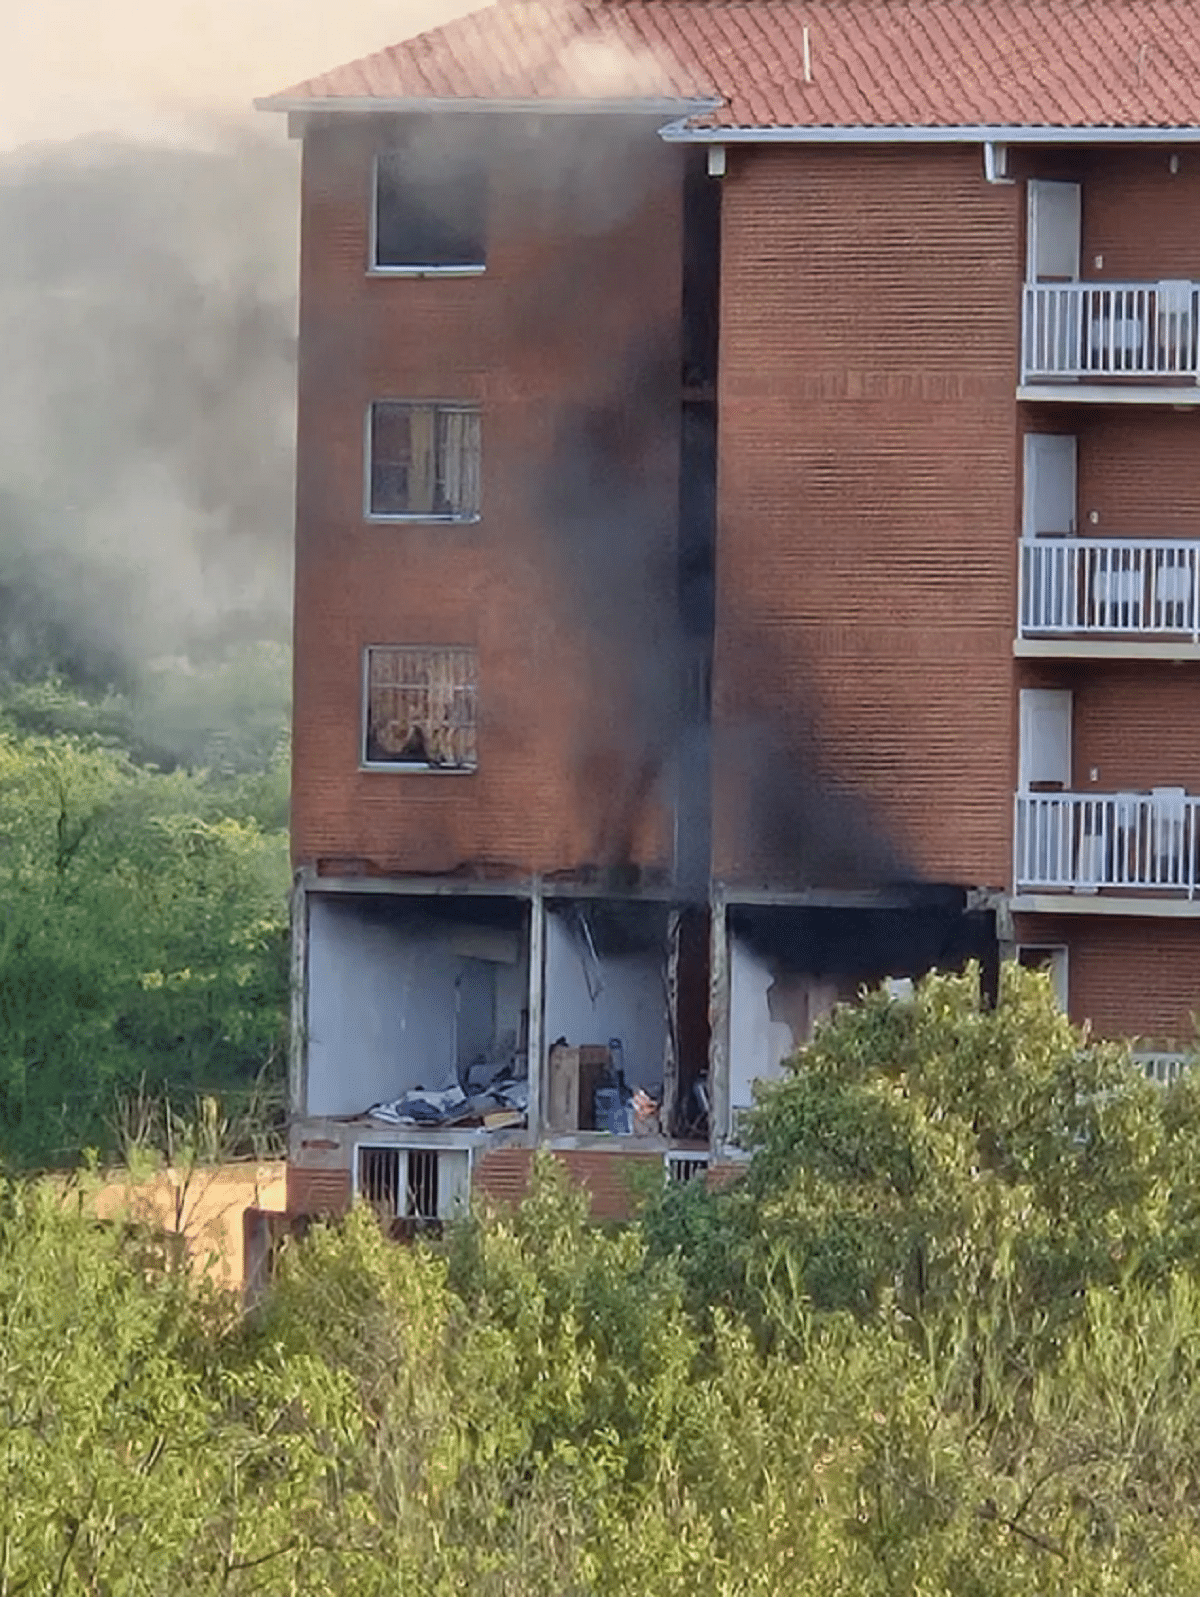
658;119;1200;145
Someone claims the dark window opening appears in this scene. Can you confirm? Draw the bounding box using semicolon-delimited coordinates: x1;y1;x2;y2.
369;401;480;520
375;150;486;269
364;646;478;770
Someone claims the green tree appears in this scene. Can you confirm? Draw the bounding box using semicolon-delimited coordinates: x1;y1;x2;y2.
5;968;1200;1594
0;725;288;1167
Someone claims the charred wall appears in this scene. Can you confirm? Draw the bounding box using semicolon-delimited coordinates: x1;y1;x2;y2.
291;115;685;879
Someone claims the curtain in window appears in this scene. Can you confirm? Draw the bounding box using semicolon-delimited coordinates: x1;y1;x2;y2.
438;408;481;517
367;648;477;768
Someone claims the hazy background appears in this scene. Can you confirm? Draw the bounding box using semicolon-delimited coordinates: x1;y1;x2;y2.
0;0;483;766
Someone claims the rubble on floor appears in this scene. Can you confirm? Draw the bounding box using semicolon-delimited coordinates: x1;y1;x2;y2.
366;1050;529;1129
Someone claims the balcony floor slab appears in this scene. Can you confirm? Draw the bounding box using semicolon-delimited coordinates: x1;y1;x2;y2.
1018;383;1200;406
1015;638;1200;661
1013;893;1200;919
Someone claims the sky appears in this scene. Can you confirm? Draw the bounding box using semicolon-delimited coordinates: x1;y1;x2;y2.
1;0;487;149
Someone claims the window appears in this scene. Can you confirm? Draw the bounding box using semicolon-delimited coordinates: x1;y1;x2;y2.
357;1145;471;1220
373;150;486;271
368;402;481;520
364;646;478;770
665;1154;709;1185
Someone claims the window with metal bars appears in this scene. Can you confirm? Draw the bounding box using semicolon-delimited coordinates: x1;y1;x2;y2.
359;1146;403;1217
406;1150;439;1219
368;402;481;520
665;1154;709;1186
356;1147;443;1221
364;646;478;770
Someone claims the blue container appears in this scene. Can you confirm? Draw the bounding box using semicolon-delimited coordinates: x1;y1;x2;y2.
593;1085;634;1136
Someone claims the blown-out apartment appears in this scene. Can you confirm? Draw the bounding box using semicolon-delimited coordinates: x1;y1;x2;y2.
258;0;1200;1222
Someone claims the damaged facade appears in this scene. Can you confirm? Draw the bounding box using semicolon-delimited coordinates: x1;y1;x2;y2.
261;0;1200;1218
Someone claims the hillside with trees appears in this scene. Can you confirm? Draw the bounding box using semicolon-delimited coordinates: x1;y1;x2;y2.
0;661;290;1169
5;967;1200;1594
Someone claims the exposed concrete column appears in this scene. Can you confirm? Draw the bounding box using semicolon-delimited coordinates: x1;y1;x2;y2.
708;883;730;1157
527;880;545;1141
288;869;311;1119
968;886;1016;959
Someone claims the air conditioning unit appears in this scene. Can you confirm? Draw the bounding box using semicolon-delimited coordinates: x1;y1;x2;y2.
1089;309;1147;369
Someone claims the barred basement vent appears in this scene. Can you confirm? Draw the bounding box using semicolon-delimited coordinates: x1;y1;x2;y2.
666;1154;709;1185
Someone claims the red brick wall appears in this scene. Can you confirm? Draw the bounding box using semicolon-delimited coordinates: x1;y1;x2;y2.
1012;146;1200;280
286;1146;659;1222
472;1146;662;1219
1079;148;1200;282
713;144;1021;888
1017;659;1200;793
292;119;683;878
1020;406;1200;540
286;1163;353;1216
1015;914;1200;1043
1076;408;1200;539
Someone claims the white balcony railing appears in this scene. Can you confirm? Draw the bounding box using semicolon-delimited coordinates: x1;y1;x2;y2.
1019;537;1200;640
1135;1052;1192;1087
1015;791;1200;897
1022;281;1200;383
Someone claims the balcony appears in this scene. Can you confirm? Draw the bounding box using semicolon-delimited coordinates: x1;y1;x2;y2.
1020;281;1200;402
1017;537;1200;656
1015;790;1200;900
1136;1052;1192;1087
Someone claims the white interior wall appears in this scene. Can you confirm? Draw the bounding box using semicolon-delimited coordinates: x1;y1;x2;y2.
306;896;526;1117
728;936;795;1113
543;911;667;1093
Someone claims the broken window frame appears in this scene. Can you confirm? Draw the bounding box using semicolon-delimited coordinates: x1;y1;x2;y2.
362;645;479;772
366;401;482;522
370;150;487;275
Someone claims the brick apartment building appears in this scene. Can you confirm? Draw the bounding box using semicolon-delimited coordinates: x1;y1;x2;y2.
259;0;1200;1223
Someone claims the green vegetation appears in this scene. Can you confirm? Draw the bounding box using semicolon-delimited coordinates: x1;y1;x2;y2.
0;664;290;1169
6;967;1200;1593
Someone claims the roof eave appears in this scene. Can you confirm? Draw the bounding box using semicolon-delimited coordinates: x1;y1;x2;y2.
255;93;721;117
660;119;1200;144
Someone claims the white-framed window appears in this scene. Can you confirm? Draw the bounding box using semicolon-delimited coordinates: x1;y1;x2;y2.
363;646;478;771
371;150;486;274
356;1144;471;1220
1016;944;1069;1011
367;402;481;521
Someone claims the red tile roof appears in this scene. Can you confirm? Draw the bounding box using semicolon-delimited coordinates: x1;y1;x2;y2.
259;0;1200;131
